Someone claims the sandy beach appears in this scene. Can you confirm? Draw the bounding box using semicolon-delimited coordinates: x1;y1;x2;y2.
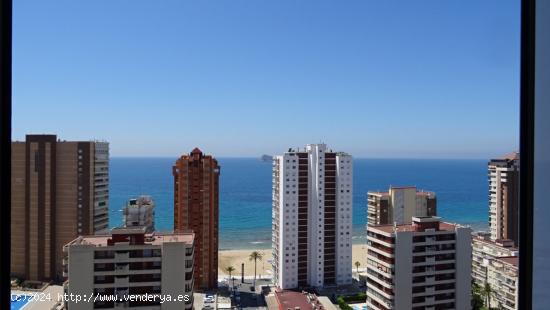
218;244;368;278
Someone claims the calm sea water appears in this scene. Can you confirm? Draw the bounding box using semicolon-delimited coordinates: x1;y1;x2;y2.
109;158;489;250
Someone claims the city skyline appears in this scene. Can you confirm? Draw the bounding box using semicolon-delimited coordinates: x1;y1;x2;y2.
13;0;520;159
3;0;537;309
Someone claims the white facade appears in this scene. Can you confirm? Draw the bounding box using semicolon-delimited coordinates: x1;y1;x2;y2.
123;196;155;233
335;148;353;286
93;142;110;234
366;217;471;310
391;187;414;225
367;187;436;226
63;227;194;310
486;257;518;310
471;232;518;285
272;144;352;289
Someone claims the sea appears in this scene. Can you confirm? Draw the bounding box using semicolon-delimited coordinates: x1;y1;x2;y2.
109;158;489;250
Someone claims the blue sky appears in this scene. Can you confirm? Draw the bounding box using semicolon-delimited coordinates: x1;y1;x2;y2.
13;0;520;158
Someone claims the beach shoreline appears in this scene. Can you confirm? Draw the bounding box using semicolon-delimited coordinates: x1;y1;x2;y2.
218;244;369;278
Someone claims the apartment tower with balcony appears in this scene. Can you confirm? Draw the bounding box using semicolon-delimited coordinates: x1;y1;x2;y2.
488;152;519;245
365;216;471;310
123;196;156;233
63;227;195;310
471;232;518;285
11;134;109;282
173;148;220;290
367;186;436;227
486;256;518;310
272;144;353;289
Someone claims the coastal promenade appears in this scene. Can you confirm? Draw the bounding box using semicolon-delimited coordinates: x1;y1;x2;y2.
218;244;369;277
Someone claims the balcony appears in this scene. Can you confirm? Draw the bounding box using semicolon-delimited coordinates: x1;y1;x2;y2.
366;268;394;287
95;251;115;260
114;263;129;274
368;243;394;256
412;286;436;297
367;296;392;310
435;293;455;302
180;257;192;269
413;266;436;276
368;236;395;248
367;232;394;244
94;275;115;285
367;260;393;276
367;250;394;266
114;251;129;262
366;279;394;299
366;289;394;309
114;276;129;286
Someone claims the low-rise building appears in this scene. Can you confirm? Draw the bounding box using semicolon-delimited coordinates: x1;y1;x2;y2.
63;227;194;310
471;232;518;285
365;216;471;310
487;256;518;310
266;289;337;310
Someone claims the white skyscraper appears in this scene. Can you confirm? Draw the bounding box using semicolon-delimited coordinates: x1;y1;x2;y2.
272;144;353;289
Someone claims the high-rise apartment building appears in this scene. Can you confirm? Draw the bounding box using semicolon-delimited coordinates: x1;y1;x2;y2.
173;148;220;290
272;144;353;289
486;256;518;310
367;186;436;226
365;216;471;310
123;196;155;233
11;134;109;282
471;232;518;285
488;152;519;244
63;227;195;310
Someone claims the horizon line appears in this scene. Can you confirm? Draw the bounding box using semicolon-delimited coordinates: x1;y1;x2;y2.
109;156;491;161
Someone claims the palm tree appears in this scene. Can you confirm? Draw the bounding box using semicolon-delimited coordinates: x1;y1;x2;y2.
482;282;495;309
225;266;235;280
354;261;361;275
249;251;263;288
471;280;483;310
225;266;235;291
